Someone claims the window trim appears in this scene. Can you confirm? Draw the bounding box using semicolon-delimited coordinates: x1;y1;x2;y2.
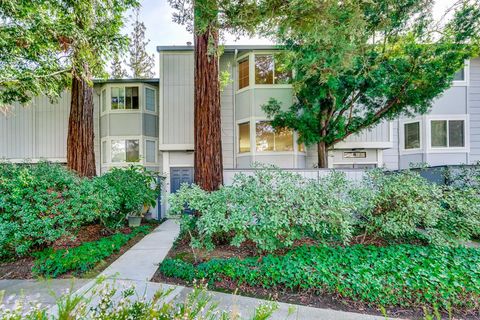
255;120;295;153
144;139;157;164
109;85;141;112
426;115;469;153
101;136;143;165
452;60;469;86
110;138;141;163
400;119;422;153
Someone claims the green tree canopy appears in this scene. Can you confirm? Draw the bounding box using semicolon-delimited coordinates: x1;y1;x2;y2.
0;0;137;106
262;0;480;167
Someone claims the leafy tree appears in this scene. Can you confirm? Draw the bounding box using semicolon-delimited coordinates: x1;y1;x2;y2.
111;52;128;79
127;7;155;79
0;0;137;177
262;0;480;167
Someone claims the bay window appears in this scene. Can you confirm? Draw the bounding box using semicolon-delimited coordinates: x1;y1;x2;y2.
255;121;293;152
111;86;139;110
254;54;291;85
238;122;251;153
111;139;139;162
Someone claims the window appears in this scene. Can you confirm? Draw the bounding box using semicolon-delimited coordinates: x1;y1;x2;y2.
145;88;155;112
256;121;293;152
101;89;106;112
145;140;156;162
111;139;139;162
238;59;249;89
431;120;465;148
238;122;250;153
333;164;377;169
125;87;139;109
254;54;292;85
111;86;139;110
404;122;420;150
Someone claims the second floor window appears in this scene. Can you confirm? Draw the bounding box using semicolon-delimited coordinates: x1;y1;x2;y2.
431;120;465;148
454;68;465;81
256;121;293;152
238;59;249;89
255;54;291;85
111;139;139;162
111;86;139;110
404;122;420;150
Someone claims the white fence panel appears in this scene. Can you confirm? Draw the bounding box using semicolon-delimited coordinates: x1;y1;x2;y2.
223;169;366;185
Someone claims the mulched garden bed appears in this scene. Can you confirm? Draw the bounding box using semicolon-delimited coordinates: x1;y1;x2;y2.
0;220;160;280
151;237;479;320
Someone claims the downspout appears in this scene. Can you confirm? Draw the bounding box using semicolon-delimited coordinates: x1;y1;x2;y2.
233;49;238;168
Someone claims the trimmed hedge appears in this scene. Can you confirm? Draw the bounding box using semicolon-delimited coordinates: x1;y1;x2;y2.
160;244;480;311
33;225;153;277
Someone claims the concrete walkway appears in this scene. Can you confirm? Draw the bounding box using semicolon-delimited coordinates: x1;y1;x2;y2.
100;219;179;281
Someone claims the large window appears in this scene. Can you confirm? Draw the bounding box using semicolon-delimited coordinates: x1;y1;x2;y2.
238;59;249;89
254;54;291;85
238;122;250;153
111;86;139;110
404;122;420;150
431;120;465;148
111;139;139;162
256;121;293;152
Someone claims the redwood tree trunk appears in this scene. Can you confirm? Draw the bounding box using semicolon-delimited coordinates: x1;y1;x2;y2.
317;141;328;168
193;27;223;191
67;73;96;177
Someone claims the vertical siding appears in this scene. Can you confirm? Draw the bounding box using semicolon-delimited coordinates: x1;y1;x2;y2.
469;58;480;163
0;93;69;160
345;121;391;143
161;52;194;145
220;54;235;168
383;120;400;169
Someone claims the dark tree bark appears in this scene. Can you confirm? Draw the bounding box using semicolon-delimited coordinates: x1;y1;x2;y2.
67;72;96;178
317;141;328;168
193;27;223;191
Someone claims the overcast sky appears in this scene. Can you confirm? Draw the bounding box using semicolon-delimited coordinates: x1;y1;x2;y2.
125;0;459;76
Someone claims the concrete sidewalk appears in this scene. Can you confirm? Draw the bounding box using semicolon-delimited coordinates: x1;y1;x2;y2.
100;219;179;281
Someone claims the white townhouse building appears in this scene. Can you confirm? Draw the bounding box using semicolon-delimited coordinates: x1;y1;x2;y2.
1;44;479;213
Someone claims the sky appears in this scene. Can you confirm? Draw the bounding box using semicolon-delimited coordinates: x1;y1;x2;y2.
125;0;459;76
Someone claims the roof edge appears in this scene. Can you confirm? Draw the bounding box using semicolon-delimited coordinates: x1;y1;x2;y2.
156;44;280;52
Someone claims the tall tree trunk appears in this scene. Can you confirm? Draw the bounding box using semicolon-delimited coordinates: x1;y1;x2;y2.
67;72;96;177
317;141;328;168
193;26;223;191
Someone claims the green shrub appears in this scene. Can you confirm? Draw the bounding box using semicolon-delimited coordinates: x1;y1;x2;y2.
0;162;162;258
32;225;152;277
160;245;480;312
359;170;448;244
97;166;161;229
0;162;99;258
171;167;355;252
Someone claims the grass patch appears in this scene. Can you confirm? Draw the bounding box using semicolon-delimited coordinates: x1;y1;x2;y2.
160;244;480;313
33;225;153;277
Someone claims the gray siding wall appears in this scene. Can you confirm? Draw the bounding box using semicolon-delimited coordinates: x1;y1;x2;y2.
469;58;480;163
343;121;391;143
220;54;235;168
0;93;70;160
108;113;142;136
161;52;194;145
383;121;400;170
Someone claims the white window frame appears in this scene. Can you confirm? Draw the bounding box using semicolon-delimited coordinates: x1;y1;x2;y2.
426;115;469;153
452;60;469;86
144;86;157;114
109;85;142;112
107;136;143;164
400;119;423;154
144;139;158;164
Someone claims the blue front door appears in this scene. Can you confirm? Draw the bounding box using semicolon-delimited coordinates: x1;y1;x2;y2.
170;167;194;193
